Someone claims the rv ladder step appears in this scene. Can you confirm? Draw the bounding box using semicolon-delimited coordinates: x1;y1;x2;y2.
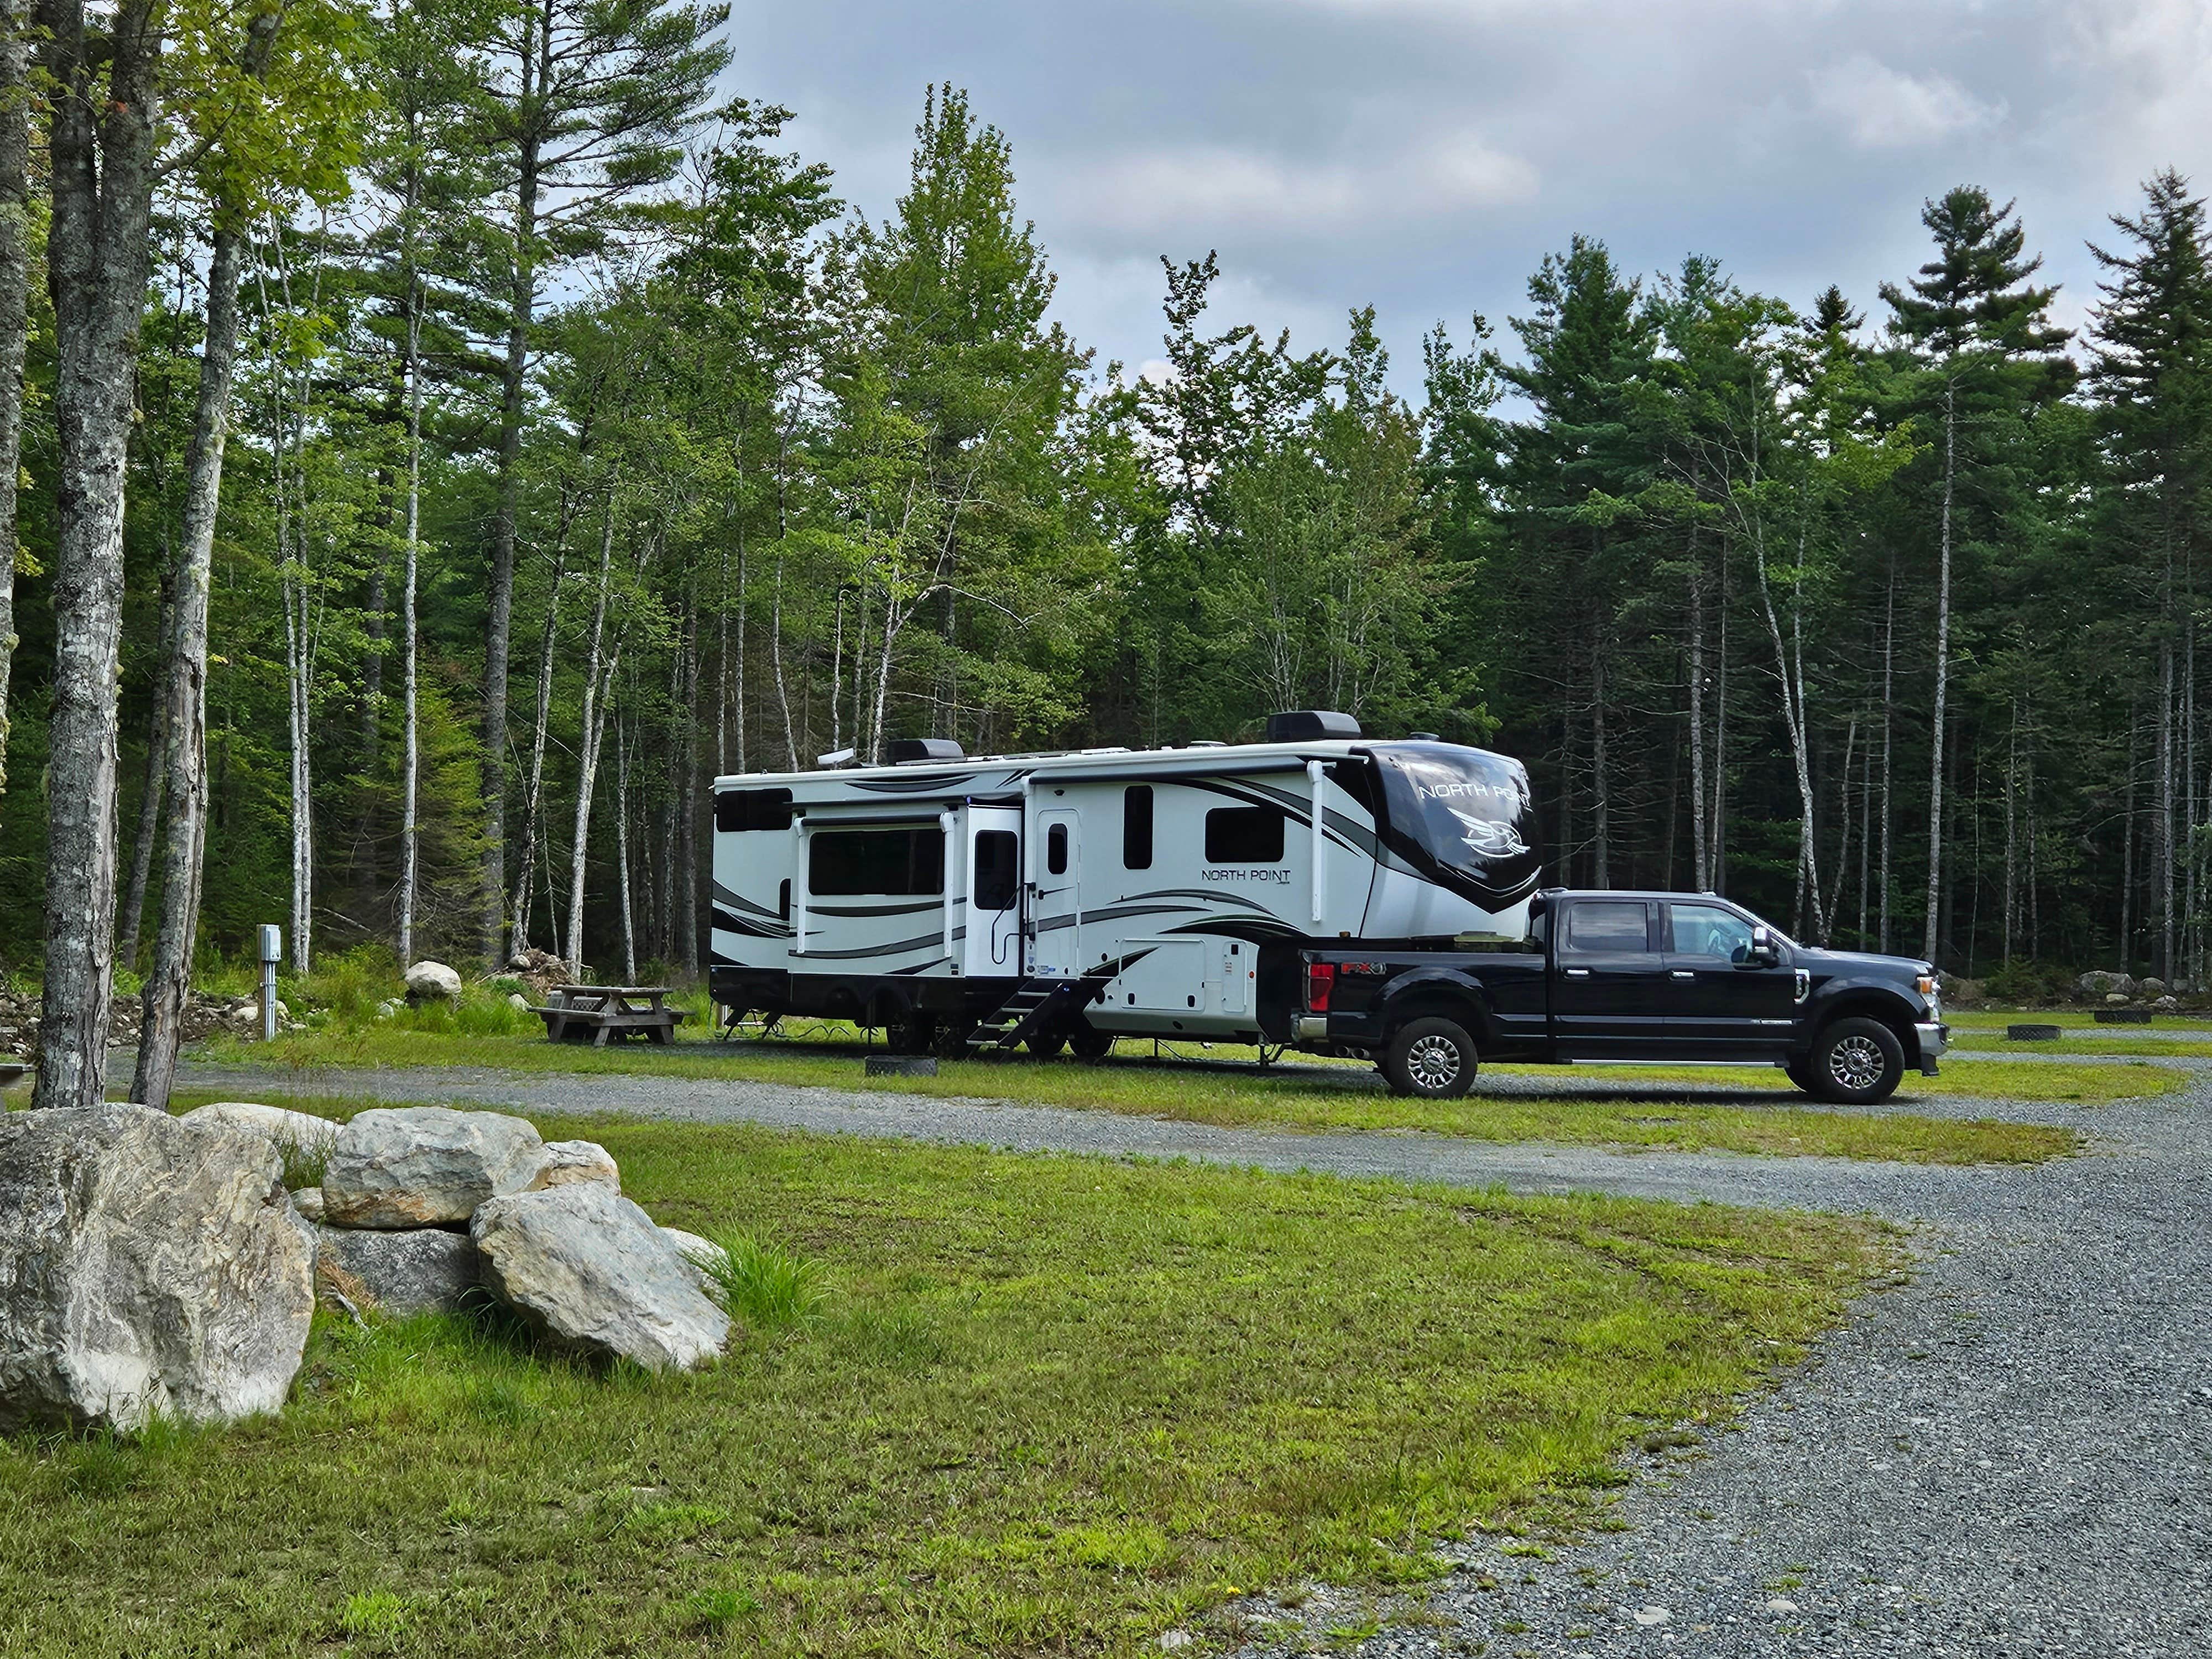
966;979;1078;1052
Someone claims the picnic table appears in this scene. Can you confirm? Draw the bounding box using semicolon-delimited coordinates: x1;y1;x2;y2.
530;984;690;1047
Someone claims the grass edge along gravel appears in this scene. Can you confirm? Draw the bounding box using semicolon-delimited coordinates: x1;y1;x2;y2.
204;1026;2106;1165
0;1114;1897;1658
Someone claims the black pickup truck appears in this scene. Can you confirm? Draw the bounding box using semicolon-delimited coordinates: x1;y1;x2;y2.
1287;888;1948;1104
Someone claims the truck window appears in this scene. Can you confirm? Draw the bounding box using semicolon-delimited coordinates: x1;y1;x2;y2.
973;831;1018;910
1123;785;1154;869
809;827;945;896
1564;901;1650;953
1204;805;1286;863
1668;902;1756;962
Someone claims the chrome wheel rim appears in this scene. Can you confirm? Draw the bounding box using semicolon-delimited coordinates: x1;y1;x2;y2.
1406;1034;1464;1091
1828;1034;1885;1092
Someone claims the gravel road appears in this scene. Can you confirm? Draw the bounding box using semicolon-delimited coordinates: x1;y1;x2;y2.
169;1053;2212;1656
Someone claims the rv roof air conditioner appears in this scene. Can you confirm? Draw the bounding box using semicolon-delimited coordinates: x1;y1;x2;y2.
1265;709;1362;743
888;737;965;765
816;747;857;768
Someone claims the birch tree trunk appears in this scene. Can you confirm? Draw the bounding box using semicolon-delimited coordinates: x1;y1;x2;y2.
1879;571;1895;951
615;697;636;980
129;3;281;1108
1753;515;1825;942
1923;377;1957;962
1688;542;1709;891
0;0;33;800
564;499;623;972
35;0;163;1111
512;538;567;957
132;215;257;1107
397;273;423;965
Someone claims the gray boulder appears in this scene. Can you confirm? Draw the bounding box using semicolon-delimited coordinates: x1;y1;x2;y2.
533;1139;619;1193
2078;971;2138;1001
403;959;463;1003
660;1225;728;1293
472;1184;729;1371
0;1105;314;1432
180;1101;340;1165
322;1107;546;1229
315;1225;479;1317
2138;976;2168;998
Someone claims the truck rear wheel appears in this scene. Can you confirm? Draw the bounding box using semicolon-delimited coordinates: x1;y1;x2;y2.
1806;1016;1905;1104
1384;1016;1477;1100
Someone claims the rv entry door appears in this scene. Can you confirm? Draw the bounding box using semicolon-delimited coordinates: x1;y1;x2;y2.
964;807;1022;979
1030;807;1082;977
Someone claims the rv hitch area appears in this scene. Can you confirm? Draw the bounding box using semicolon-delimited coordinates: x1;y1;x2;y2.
705;712;1945;1105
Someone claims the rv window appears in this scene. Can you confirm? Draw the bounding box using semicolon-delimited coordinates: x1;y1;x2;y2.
973;831;1018;910
808;827;945;896
716;787;794;832
1123;786;1154;869
1204;805;1285;863
778;879;790;920
1047;823;1069;875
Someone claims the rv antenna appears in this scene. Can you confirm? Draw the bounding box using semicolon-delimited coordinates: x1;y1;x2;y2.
816;747;857;768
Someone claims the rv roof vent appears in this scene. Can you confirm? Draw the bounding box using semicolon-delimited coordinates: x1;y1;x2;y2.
888;737;965;765
1188;739;1227;748
1265;709;1361;743
816;747;857;768
1409;731;1440;742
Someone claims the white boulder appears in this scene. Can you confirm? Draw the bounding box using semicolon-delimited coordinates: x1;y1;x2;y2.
472;1184;729;1371
403;959;463;1003
532;1139;619;1193
322;1107;547;1229
0;1105;314;1432
315;1225;479;1317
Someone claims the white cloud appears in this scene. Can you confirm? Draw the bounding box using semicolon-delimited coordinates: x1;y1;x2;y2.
1808;54;2006;150
1062;134;1538;238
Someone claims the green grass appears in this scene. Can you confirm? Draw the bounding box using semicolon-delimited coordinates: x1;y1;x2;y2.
0;1115;1892;1657
203;1026;2107;1164
1954;1032;2212;1059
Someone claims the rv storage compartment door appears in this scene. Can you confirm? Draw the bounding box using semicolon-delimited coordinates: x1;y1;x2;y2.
964;806;1022;978
1108;938;1209;1024
1030;807;1081;976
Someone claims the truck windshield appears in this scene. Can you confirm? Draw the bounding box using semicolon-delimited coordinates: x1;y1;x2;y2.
1369;743;1542;911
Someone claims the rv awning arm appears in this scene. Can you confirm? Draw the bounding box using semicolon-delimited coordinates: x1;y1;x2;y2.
940;808;958;965
790;817;809;957
1307;759;1326;926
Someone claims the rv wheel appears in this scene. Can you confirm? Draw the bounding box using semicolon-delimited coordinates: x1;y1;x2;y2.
1026;1029;1068;1059
1068;1021;1114;1060
1383;1017;1477;1100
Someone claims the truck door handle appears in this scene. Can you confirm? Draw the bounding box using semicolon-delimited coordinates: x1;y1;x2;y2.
1564;967;1589;978
1671;970;1695;980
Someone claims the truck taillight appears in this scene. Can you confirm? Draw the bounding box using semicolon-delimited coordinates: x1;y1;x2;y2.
1306;962;1335;1012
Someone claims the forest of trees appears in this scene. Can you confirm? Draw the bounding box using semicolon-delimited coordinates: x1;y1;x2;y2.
8;0;2212;1109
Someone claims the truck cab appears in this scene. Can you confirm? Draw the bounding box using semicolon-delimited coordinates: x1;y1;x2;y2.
1291;889;1948;1104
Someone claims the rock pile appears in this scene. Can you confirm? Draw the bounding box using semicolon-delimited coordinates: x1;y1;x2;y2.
0;989;267;1061
505;948;572;1003
0;1100;728;1433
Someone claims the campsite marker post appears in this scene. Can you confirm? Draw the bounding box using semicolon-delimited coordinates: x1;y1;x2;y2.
259;925;281;1041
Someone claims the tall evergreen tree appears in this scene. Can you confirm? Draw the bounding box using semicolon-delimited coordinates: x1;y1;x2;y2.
1879;186;2072;963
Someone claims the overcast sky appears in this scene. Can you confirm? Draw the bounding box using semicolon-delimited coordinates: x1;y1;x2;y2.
724;0;2212;389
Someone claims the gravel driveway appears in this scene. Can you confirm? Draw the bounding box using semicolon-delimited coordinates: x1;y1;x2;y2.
170;1052;2212;1657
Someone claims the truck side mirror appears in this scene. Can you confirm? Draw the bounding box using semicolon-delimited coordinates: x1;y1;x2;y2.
1739;925;1780;969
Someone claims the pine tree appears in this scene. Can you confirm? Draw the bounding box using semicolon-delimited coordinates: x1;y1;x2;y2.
1879;186;2072;964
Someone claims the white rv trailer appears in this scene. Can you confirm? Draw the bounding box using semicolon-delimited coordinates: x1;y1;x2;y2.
708;711;1541;1053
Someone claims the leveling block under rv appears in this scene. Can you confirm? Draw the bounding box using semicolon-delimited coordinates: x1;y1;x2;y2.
708;711;1541;1056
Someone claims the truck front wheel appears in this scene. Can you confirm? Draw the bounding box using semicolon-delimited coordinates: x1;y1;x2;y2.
1803;1017;1905;1104
1384;1016;1477;1100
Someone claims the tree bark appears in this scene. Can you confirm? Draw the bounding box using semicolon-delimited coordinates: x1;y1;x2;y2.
36;0;164;1111
397;252;423;966
0;0;33;800
1688;541;1709;891
615;696;635;980
512;534;567;958
564;497;624;972
1923;378;1957;962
